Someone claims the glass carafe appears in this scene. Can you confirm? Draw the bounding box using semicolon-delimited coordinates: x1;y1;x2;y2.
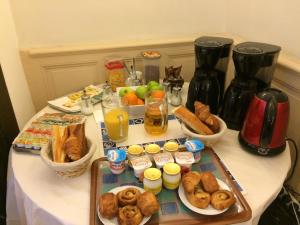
144;90;168;135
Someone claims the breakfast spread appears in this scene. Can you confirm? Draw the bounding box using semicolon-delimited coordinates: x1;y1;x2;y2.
182;171;236;210
98;187;159;225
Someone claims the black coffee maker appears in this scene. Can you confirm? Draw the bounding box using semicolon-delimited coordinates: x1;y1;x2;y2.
220;42;281;130
186;36;233;114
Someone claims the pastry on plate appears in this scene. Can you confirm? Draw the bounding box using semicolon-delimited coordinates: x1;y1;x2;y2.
118;205;143;225
98;193;118;219
201;172;219;194
182;171;202;193
186;185;211;209
211;190;236;210
137;191;159;216
117;188;141;207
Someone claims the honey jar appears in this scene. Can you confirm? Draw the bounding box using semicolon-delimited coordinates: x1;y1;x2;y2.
163;162;181;190
143;168;162;195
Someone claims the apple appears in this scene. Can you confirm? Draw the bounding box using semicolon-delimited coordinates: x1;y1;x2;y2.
135;86;148;100
147;81;159;90
149;84;163;91
119;87;134;97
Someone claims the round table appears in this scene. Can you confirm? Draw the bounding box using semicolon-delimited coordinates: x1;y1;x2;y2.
6;84;291;225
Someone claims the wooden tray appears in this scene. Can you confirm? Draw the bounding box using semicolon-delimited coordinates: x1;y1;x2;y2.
90;148;252;225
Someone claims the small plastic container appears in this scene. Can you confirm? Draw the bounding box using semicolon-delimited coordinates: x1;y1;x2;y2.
105;59;126;92
107;149;127;174
163;162;181;190
153;152;174;169
131;155;152;178
127;145;144;161
143;168;162;195
185;139;204;163
163;141;179;157
141;51;161;84
145;144;161;162
175;152;195;171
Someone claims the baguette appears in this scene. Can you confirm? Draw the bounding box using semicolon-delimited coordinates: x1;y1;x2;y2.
52;125;69;163
173;106;214;135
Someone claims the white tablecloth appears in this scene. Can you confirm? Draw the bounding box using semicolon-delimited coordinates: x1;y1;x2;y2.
6;84;291;225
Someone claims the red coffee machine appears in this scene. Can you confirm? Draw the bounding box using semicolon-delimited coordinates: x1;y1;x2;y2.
239;88;289;156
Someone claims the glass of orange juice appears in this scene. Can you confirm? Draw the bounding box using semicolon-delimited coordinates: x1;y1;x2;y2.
144;90;168;135
103;97;129;142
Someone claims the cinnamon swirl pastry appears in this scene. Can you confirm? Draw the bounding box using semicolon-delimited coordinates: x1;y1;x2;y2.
211;190;236;210
98;193;118;219
137;191;160;216
117;188;141;206
201;172;219;194
118;205;143;225
186;186;211;209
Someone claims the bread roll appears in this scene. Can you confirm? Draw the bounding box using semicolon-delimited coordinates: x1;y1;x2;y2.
201;172;219;194
137;191;159;216
99;193;118;219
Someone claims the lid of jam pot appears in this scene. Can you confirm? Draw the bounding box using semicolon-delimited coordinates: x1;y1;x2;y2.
163;162;181;175
144;168;162;180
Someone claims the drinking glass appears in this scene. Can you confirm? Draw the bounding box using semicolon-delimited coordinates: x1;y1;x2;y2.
102;96;129;142
144;90;168;135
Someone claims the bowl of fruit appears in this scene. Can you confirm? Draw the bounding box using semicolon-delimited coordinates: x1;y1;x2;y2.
117;81;164;119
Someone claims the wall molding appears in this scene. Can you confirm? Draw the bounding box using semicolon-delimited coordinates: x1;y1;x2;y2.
20;33;300;110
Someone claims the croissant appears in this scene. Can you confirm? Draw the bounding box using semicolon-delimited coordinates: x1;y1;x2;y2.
182;171;202;193
118;205;143;225
117;188;141;207
201;172;219;194
186;186;211;209
99;193;118;219
211;190;236;210
137;191;160;216
64;123;88;161
194;101;220;133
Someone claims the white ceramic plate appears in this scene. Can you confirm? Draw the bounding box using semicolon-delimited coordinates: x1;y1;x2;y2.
48;96;81;113
178;178;232;215
97;185;151;225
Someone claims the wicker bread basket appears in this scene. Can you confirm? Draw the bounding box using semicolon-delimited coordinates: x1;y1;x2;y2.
40;138;96;178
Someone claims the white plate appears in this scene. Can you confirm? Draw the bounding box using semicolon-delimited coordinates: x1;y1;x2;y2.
48;96;81;113
178;178;231;215
97;185;151;225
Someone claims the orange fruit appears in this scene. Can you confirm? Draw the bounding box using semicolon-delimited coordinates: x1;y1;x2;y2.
151;90;165;99
137;98;144;105
122;92;138;105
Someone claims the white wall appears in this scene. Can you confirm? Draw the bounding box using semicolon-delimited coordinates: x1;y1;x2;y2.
0;0;35;129
227;0;300;58
9;0;227;48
